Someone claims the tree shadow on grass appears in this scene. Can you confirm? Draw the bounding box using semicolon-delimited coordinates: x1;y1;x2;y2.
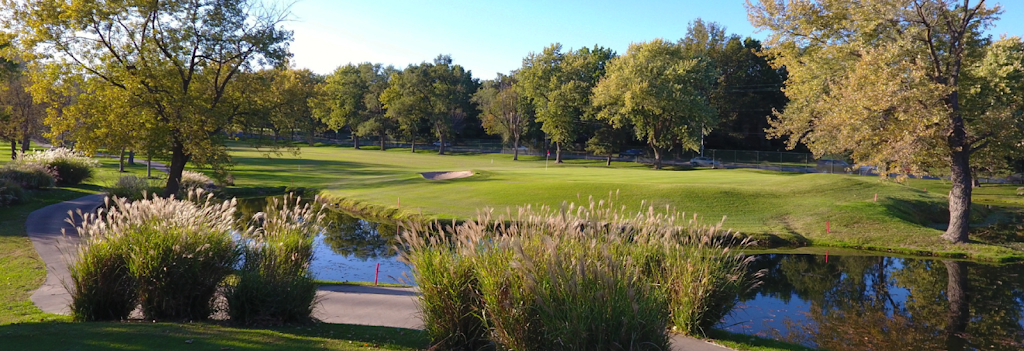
0;321;428;351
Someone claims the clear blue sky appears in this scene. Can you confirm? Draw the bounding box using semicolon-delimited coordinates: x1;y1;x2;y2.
286;0;1024;78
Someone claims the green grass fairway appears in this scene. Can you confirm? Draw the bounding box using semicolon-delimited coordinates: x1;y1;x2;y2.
223;143;1023;261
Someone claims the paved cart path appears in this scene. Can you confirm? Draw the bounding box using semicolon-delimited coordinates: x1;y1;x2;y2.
25;187;732;351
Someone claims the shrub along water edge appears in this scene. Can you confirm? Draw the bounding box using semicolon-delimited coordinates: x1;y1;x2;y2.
227;194;325;325
400;198;757;350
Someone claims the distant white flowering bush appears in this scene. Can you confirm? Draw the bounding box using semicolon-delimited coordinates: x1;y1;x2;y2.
19;148;100;185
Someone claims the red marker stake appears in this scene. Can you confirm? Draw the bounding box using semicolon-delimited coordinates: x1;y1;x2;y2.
374;263;380;286
397;197;400;209
826;220;830;234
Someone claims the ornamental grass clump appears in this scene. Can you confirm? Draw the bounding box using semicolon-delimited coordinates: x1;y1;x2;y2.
107;175;151;201
179;170;214;194
227;194;325;325
0;162;57;189
21;148;99;185
69;190;239;321
400;197;758;350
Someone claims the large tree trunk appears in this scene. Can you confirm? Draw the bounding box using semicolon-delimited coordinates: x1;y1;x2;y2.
9;140;15;160
147;154;153;179
118;148;126;172
128;150;135;165
652;145;663;170
163;140;189;198
555;142;563;163
20;135;30;153
606;155;612;166
943;147;972;243
512;138;519;161
943;260;969;351
438;130;446;155
411;139;416;153
353;132;360;149
379;133;386;151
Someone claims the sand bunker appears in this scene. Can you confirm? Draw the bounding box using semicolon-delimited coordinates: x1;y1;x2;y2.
420;171;474;180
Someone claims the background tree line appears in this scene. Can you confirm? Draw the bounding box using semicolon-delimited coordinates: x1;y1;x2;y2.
3;0;1022;244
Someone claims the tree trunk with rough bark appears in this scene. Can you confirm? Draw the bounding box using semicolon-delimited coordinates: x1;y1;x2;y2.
353;133;360;149
163;140;189;198
118;148;126;172
555;142;563;163
9;140;16;160
512;139;519;161
438;132;446;155
379;133;386;151
606;155;611;166
128;151;135;165
652;145;663;170
20;135;30;153
943;146;972;243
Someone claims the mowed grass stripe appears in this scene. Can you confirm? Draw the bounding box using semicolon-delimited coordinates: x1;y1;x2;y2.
222;142;1023;260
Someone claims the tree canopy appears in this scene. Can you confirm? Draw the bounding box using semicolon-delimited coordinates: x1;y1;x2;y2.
748;0;1021;243
519;44;615;163
472;72;534;160
592;38;718;169
7;0;292;196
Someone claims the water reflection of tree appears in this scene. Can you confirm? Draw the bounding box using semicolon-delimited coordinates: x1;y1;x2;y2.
235;197;401;260
743;254;1024;350
320;209;400;260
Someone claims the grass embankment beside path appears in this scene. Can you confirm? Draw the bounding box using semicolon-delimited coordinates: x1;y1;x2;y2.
222;142;1024;261
0;150;428;351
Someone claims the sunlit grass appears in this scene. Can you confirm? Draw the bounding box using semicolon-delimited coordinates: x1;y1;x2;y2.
220;142;1024;261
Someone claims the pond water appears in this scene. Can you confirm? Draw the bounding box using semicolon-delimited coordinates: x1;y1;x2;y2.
235;197;411;285
723;254;1024;350
235;197;1024;349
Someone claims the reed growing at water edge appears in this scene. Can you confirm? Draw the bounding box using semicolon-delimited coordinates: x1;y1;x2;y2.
400;197;758;350
227;194;325;325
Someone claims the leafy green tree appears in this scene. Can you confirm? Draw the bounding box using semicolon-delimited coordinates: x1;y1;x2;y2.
8;0;292;197
312;63;394;149
520;44;615;163
381;55;477;155
472;73;533;160
593;39;718;169
249;67;322;146
748;0;1021;243
0;67;46;159
585;124;631;166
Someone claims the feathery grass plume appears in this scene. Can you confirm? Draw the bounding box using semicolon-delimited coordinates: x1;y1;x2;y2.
399;220;489;350
0;179;25;207
401;195;757;349
179;170;214;194
20;147;99;185
107;175;151;201
227;194;325;325
69;189;239;321
0;162;57;189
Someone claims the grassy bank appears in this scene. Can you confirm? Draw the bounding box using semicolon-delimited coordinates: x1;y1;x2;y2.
219;142;1024;261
